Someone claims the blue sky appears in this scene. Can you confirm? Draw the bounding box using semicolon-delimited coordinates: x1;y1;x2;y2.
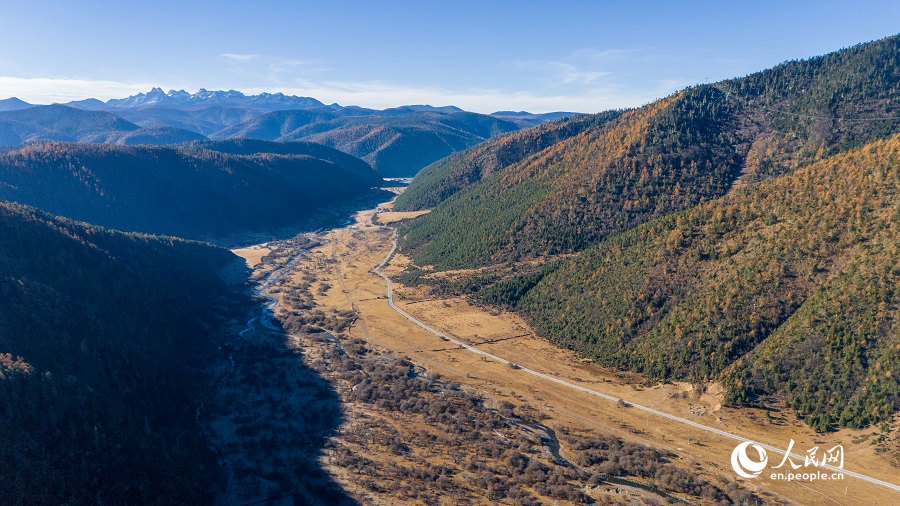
0;0;897;112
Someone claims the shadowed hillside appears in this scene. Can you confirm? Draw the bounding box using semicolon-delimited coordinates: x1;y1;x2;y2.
0;203;237;503
0;202;351;504
0;140;386;241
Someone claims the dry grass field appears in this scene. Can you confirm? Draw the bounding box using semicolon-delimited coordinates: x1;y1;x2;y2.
375;209;431;224
232;196;900;505
231;244;271;267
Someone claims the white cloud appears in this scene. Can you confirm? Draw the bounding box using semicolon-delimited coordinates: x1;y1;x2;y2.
244;78;680;113
507;48;650;91
569;48;641;62
216;53;330;85
206;49;682;112
219;53;259;62
265;58;329;83
512;59;610;85
0;45;688;113
0;76;172;103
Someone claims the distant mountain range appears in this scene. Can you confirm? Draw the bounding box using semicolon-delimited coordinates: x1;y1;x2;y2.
103;87;327;110
0;89;570;176
0;104;205;145
214;108;521;177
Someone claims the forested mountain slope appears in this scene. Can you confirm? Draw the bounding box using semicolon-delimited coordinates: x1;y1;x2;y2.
486;134;899;431
0;202;243;503
401;35;899;269
0;140;383;240
189;138;377;182
488;110;578;127
394;110;622;211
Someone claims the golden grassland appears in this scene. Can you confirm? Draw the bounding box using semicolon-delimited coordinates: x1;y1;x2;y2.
231;244;271;267
375;209;431;224
233;197;899;505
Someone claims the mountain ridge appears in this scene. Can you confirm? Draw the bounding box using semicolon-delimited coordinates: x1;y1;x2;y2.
0;97;32;112
400;34;900;267
395;110;623;211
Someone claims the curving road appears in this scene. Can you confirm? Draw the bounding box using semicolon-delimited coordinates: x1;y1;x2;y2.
371;229;900;495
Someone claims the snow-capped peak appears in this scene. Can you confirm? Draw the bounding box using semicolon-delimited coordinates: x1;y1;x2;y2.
104;88;324;110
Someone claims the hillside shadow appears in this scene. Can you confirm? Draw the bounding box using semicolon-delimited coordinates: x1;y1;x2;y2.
209;277;353;505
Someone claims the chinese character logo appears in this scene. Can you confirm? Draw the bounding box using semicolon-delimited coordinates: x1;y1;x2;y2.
771;440;844;470
731;441;769;479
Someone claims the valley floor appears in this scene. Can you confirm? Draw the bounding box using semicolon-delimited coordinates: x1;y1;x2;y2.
229;194;899;505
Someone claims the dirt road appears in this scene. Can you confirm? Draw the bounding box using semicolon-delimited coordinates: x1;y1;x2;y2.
371;223;899;495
